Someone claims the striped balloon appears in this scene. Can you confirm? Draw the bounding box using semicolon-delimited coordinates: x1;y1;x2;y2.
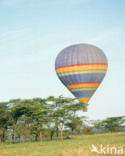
55;44;108;112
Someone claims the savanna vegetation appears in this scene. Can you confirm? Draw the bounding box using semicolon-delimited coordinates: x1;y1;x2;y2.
0;96;125;144
0;132;125;156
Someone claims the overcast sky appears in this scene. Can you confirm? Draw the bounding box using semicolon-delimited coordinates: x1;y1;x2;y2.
0;0;125;120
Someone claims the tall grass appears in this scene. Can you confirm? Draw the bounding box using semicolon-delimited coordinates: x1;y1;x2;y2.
0;132;125;156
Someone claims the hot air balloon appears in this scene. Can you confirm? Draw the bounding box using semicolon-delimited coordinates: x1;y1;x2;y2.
55;44;108;112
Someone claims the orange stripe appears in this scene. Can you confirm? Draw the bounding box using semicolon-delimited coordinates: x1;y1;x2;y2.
56;63;108;69
66;81;100;87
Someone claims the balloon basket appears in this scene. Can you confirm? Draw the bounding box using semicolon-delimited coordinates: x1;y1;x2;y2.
83;107;88;112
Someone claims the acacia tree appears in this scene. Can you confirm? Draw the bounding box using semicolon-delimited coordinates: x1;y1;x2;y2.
92;120;103;133
64;101;86;135
46;96;72;139
0;96;88;143
102;116;125;132
47;96;87;139
9;98;50;142
65;116;83;135
25;98;50;142
0;102;10;143
9;99;30;143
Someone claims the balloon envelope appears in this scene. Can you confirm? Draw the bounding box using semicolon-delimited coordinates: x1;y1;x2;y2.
55;44;108;111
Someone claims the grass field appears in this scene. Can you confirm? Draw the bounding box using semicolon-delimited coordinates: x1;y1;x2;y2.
0;132;125;156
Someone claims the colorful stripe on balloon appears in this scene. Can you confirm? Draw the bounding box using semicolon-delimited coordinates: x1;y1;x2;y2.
56;63;108;74
66;81;101;89
55;63;108;104
65;81;101;103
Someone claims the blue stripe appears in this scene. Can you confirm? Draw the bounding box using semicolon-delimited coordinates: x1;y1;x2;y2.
58;73;105;84
71;90;95;98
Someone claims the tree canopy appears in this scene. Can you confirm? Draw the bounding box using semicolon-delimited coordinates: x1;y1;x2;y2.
0;97;124;143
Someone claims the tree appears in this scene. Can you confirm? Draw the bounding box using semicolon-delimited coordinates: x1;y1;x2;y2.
65;116;83;135
9;99;29;143
92;120;103;133
82;126;94;134
102;116;125;132
25;98;50;142
0;96;88;143
0;102;10;143
64;101;86;135
47;96;71;139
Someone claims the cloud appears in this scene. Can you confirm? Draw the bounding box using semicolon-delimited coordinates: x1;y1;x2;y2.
44;28;121;45
85;29;123;45
0;29;26;42
1;0;21;6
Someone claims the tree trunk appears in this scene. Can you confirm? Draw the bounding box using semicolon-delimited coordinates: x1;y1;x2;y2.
71;128;74;138
12;133;15;144
72;128;74;135
39;131;42;142
29;134;33;142
59;123;63;140
12;123;16;144
56;126;59;138
2;131;5;143
35;135;38;141
50;130;54;140
60;128;63;140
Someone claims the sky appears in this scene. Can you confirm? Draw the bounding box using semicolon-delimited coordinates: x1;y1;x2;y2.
0;0;125;120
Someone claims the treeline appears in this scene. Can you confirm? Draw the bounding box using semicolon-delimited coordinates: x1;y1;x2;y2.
0;96;125;143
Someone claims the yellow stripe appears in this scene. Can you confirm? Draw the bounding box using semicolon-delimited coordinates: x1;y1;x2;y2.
70;87;96;91
78;98;90;112
58;70;106;76
78;97;90;103
56;65;107;74
68;83;100;89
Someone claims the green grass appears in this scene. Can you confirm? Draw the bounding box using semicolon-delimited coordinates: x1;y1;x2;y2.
0;132;125;156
